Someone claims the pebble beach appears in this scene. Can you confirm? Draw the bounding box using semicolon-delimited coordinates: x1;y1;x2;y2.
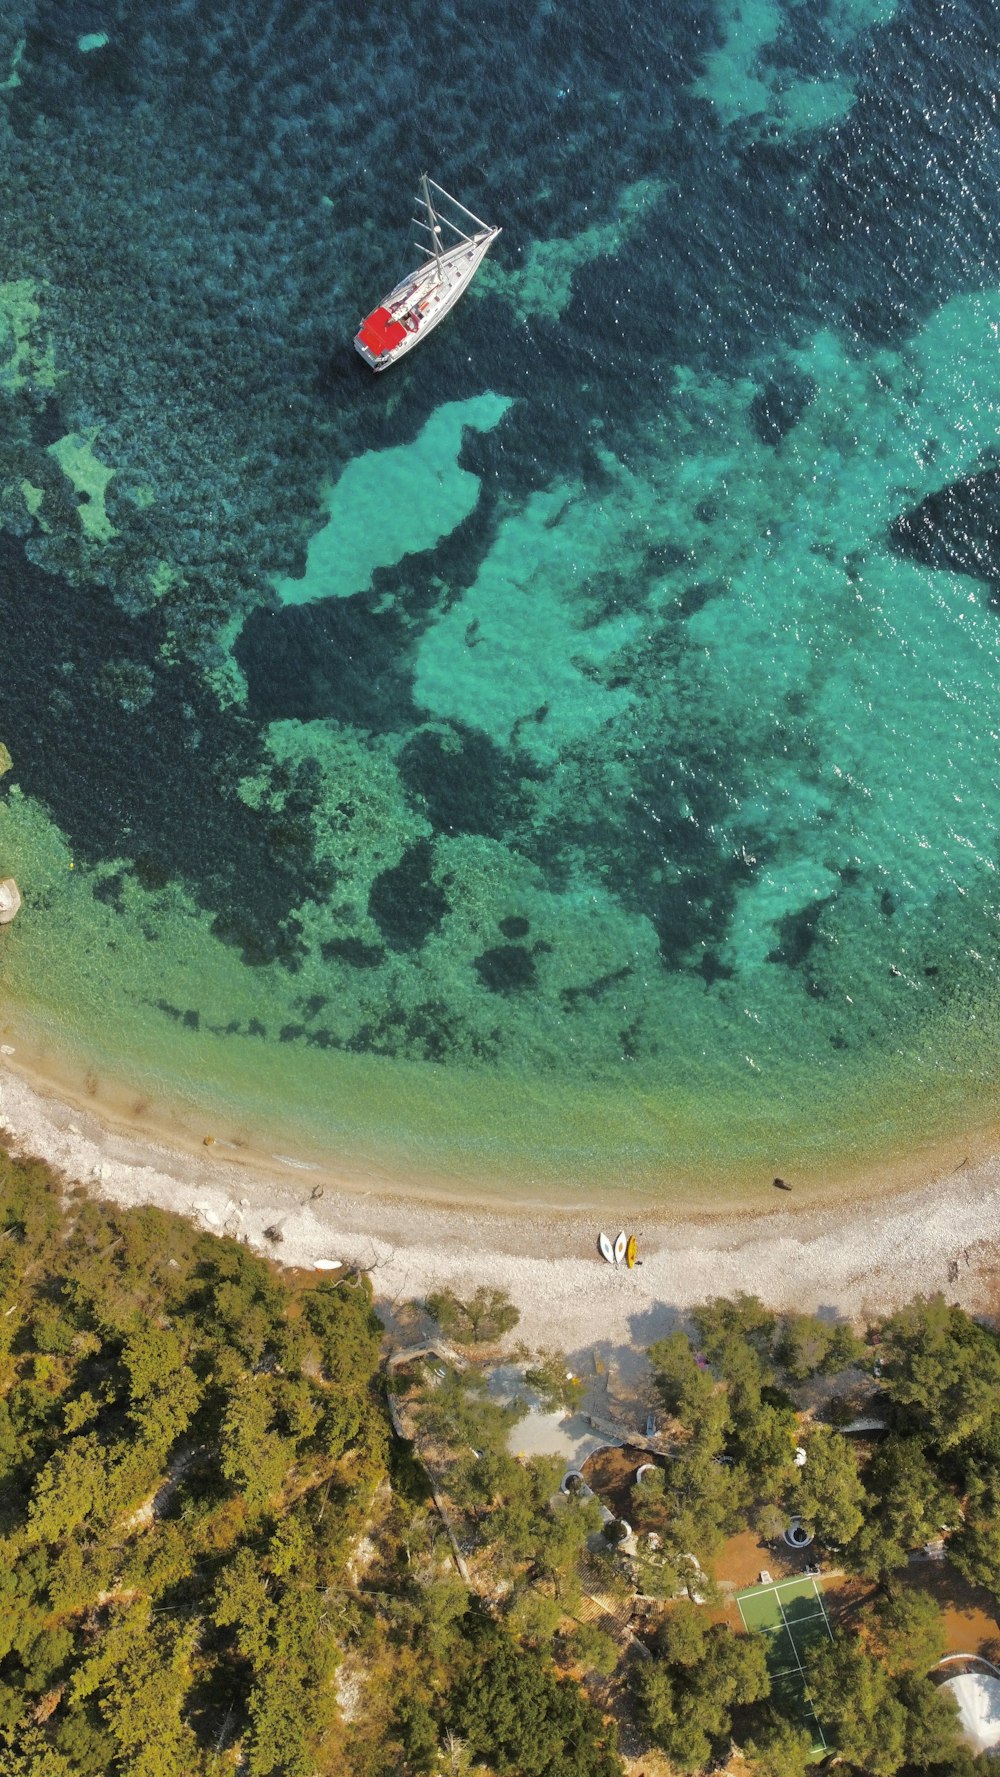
3;1062;998;1357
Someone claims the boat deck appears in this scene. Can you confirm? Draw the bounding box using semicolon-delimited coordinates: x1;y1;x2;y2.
355;216;499;370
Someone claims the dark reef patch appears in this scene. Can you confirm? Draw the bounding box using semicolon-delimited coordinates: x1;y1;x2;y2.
749;370;816;446
320;936;386;969
890;469;1000;596
560;966;631;1009
499;915;530;940
806;0;1000;342
767;898;834;970
474;944;537;994
397;723;536;839
553;728;768;973
368;839;447;952
237;594;417;733
694;951;734;989
344;998;495;1064
0;532;315;968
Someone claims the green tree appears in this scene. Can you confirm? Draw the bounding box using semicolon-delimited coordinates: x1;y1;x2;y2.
634;1604;770;1771
897;1672;964;1770
877;1296;1000;1462
213;1545;274;1669
794;1425;867;1546
244;1581;336;1777
0;1150;387;1776
852;1436;953;1579
647;1330;716;1425
951;1471;1000;1592
507;1588;563;1645
807;1633;907;1776
208;1247;288;1365
219;1376;291;1509
391;1694;439;1775
7;1732;74;1775
521;1349;585;1412
483;1455;566;1573
691;1294;777;1359
121;1324;200;1450
213;1529;338;1776
455;1618;622;1777
743;1710;815;1777
867;1589;948;1676
729;1399;799;1508
25;1433;109;1546
662;1395;744;1561
70;1600;200;1777
776;1313;863;1380
925;1748;987;1777
302;1278;382;1389
534;1490;604;1599
449;1445;525;1519
413;1573;470;1665
566;1623;618;1677
425;1286;520;1344
415;1370;517;1457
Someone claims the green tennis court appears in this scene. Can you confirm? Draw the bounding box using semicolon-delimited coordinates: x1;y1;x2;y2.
736;1574;833;1751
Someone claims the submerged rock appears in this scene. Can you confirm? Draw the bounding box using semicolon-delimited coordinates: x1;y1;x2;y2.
0;878;21;924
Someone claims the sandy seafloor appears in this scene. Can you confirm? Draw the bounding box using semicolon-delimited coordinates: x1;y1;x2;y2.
3;1060;998;1356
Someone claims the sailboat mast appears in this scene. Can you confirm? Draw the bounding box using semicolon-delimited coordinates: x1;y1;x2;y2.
420;173;443;282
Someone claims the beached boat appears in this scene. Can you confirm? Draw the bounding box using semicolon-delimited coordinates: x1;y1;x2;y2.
613;1231;627;1265
626;1235;637;1269
598;1231;615;1264
354;175;501;371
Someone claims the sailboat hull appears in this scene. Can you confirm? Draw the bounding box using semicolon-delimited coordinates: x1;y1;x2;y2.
355;228;500;370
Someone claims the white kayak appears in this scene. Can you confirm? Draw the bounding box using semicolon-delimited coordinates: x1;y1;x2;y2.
613;1231;627;1264
598;1231;615;1264
314;1258;343;1271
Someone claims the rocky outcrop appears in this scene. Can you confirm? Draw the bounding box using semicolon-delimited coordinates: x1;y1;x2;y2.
0;878;21;924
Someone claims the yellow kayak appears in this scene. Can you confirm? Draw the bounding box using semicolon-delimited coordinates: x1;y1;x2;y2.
626;1234;637;1269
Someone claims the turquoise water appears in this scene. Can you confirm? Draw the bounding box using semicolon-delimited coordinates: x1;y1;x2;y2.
2;0;1000;1199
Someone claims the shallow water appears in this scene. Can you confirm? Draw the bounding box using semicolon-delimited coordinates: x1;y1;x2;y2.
2;0;1000;1199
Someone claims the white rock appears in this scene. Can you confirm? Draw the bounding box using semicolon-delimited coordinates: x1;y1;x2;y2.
0;880;20;924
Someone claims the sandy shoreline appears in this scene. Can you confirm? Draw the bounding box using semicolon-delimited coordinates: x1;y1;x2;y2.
1;1061;999;1358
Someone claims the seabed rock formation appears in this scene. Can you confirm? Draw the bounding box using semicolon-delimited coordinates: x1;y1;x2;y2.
0;878;21;924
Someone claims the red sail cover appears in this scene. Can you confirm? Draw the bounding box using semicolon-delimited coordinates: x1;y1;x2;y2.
357;307;408;355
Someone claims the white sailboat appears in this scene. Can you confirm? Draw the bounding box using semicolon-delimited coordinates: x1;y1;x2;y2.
354;174;500;371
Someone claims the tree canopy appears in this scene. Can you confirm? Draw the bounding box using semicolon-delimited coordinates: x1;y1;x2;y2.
0;1150;384;1774
5;1155;1000;1777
